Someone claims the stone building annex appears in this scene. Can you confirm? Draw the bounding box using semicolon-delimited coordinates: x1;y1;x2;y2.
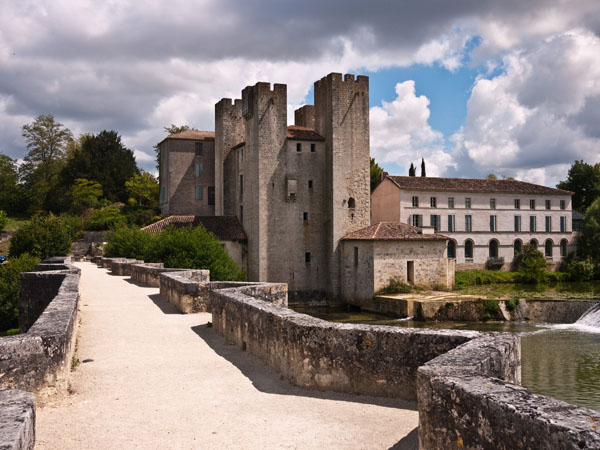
156;72;454;299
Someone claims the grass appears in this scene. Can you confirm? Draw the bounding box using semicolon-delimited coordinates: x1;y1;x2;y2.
376;277;412;295
455;270;518;287
3;216;29;232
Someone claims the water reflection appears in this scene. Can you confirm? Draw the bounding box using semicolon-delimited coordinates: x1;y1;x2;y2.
291;305;600;411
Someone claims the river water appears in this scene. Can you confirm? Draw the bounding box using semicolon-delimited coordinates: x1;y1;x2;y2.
292;305;600;411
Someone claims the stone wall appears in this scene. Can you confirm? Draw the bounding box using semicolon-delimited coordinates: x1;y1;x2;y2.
128;263;186;287
159;270;211;313
0;259;80;401
418;333;600;449
0;390;35;450
110;259;143;276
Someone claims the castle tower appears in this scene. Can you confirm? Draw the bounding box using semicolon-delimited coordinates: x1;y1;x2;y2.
215;98;244;216
314;73;370;297
294;105;315;129
242;82;288;282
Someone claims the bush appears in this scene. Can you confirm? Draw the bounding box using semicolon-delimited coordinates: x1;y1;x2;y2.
505;298;520;311
10;215;74;260
86;206;127;231
104;226;155;260
122;206;161;227
455;270;517;287
0;254;40;331
0;210;7;232
512;244;549;284
560;257;596;282
105;224;245;281
376;277;412;294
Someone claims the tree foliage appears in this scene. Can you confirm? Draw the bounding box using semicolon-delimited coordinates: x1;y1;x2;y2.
578;197;600;264
85;206;127;231
61;130;138;202
10;215;75;260
0;211;7;232
71;179;103;211
125;172;159;207
486;173;498;180
511;244;549;284
105;225;245;281
369;158;383;192
557;160;600;212
0;254;40;331
0;154;23;214
409;163;416;176
21;114;73;184
421;158;426;177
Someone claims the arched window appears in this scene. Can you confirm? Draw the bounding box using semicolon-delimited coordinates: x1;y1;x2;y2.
348;197;356;209
464;240;473;259
489;239;499;258
448;240;456;259
529;239;538;249
560;239;568;257
514;239;522;255
545;239;553;258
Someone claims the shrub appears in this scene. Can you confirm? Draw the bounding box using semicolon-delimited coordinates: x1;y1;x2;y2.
105;224;245;281
86;206;127;231
377;277;412;294
0;210;7;232
104;226;154;260
512;244;549;284
10;215;74;260
485;299;500;314
0;254;40;331
559;257;596;282
505;298;519;311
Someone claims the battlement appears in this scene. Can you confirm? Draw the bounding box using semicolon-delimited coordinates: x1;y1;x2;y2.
315;72;369;92
215;97;242;114
242;82;287;121
294;105;315;129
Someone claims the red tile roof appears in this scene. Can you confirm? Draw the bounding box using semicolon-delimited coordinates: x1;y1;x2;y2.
342;222;448;241
141;215;247;241
385;176;573;196
286;125;324;141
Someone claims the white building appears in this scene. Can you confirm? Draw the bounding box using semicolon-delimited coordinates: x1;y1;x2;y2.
371;176;577;269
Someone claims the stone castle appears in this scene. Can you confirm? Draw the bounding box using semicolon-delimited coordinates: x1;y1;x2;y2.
159;73;373;298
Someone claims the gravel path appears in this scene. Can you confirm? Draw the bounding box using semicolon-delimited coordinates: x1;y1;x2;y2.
36;262;418;449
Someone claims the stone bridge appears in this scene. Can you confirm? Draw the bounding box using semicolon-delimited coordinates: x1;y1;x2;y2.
1;258;599;449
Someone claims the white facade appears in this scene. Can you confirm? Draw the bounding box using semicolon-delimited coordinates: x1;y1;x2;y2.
371;177;578;268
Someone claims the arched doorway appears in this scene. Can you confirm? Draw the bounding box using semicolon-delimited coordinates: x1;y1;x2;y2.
560;239;568;258
545;239;553;258
489;239;499;259
514;239;522;255
464;239;473;259
448;240;456;259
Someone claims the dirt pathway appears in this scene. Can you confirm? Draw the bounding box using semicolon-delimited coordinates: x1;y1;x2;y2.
36;262;418;449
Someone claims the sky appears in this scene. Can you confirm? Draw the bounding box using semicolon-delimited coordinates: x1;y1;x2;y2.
1;1;600;188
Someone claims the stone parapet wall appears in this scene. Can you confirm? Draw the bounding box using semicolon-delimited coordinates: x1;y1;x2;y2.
0;390;35;450
0;260;80;402
159;270;211;313
129;263;187;287
110;259;143;276
417;333;600;449
211;287;476;399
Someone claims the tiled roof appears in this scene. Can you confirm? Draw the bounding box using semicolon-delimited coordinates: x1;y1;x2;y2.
385;176;573;196
342;222;448;241
141;216;247;241
286;125;324;141
168;130;215;140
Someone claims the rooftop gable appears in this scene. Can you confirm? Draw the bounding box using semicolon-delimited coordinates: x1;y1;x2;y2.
342;222;448;241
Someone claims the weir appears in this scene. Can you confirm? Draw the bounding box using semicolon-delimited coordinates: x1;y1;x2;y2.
576;303;600;327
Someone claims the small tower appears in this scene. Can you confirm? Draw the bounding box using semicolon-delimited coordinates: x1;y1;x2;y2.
215;98;244;216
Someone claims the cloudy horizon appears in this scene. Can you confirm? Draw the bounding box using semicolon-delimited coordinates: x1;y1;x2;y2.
1;0;599;187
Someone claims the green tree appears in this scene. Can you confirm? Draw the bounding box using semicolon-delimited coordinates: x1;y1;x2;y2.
60;130;138;202
511;243;549;284
71;179;103;211
370;158;383;192
125;172;159;207
486;173;498;180
0;154;23;214
557;160;600;212
85;206;127;231
0;254;40;331
21;114;72;184
578;197;600;264
421;158;426;177
409;163;416;177
10;215;74;260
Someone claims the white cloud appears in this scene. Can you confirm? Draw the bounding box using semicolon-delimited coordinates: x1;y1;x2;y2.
370;81;455;177
453;29;600;186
